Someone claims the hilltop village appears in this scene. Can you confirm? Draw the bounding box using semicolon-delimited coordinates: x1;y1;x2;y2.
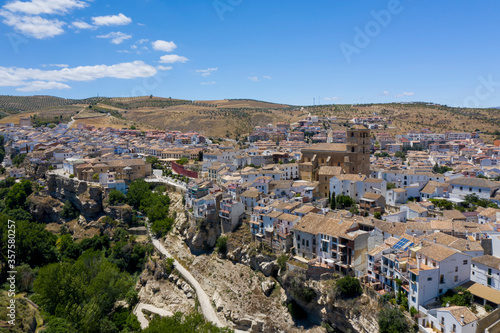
2;112;500;333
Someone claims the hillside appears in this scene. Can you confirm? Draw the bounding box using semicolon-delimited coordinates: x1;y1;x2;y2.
0;96;499;140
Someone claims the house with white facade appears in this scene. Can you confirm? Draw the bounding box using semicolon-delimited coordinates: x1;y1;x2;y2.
471;255;500;291
447;177;500;200
419;306;478;333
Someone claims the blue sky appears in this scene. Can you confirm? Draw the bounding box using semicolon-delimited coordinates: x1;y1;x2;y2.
1;0;500;107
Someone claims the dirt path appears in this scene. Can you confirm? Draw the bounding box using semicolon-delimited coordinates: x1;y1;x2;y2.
133;303;174;329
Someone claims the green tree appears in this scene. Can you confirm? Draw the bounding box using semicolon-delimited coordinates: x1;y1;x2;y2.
61;200;78;219
215;235;228;256
374;212;382;220
336;276;362;298
378;306;410;333
143;312;233;333
330;192;336;210
92;173;99;180
177;156;189;165
127;179;151;209
108;189;126;205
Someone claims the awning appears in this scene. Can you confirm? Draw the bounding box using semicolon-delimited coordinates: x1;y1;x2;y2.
467;283;500;304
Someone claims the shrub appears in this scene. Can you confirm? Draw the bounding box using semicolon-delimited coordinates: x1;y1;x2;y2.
69;174;75;178
277;254;288;272
378;306;410;333
410;306;418;317
215;235;228;256
61;200;78;219
336;276;362;298
374;212;382;220
165;257;175;275
109;189;126;205
485;304;493;312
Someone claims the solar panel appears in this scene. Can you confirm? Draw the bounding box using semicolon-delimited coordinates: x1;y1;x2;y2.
393;238;410;250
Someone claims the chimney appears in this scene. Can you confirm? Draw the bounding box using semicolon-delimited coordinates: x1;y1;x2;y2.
433;237;437;243
461;315;464;325
417;255;421;270
466;243;470;250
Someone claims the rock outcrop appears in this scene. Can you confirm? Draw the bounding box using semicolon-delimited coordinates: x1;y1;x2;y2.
104;204;133;224
28;192;64;223
176;212;221;252
47;173;103;219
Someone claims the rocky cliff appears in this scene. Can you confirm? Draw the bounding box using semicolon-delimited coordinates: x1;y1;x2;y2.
46;173;103;219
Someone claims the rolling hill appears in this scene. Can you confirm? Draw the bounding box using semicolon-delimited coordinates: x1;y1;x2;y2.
0;96;499;141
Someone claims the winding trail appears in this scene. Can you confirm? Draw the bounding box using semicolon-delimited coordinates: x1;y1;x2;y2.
147;227;223;328
133;303;173;330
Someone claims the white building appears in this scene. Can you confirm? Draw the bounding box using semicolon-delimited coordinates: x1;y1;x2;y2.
471;255;500;291
447;177;500;200
419;306;477;333
408;243;471;310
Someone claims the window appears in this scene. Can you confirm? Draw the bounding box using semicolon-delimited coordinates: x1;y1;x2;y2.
488;277;492;286
306;240;309;247
488;268;492;275
440;275;444;284
454;275;458;282
441;317;445;325
463;260;468;265
427;277;432;281
453;324;456;332
455;266;458;272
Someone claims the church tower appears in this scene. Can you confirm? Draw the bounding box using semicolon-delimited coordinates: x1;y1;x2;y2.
345;125;371;175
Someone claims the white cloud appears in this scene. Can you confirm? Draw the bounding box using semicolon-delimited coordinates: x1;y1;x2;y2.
152;40;177;52
42;64;69;68
3;0;88;15
92;13;131;26
0;10;65;38
17;80;71;91
0;61;157;91
157;65;172;71
159;54;188;64
201;81;216;85
137;38;148;44
97;31;132;44
248;76;259;82
263;75;272;80
71;20;92;29
382;91;389;96
196;67;217;77
325;97;340;101
394;91;414;97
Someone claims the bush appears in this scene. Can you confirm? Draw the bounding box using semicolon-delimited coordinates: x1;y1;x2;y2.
374;212;382;220
336;276;363;298
165;257;175;275
109;189;126;205
69;174;75;178
61;200;78;219
277;254;288;272
410;306;418;317
215;235;228;256
485;304;493;312
378;306;410;333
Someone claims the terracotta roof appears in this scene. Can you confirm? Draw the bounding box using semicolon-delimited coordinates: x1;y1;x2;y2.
417;243;459;262
467;283;500;305
439;306;477;326
442;210;466;221
301;143;348;152
318;166;343;176
472;255;500;269
404;203;427;214
447;177;500;189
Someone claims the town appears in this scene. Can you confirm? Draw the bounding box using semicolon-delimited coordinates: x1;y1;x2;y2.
1;110;500;332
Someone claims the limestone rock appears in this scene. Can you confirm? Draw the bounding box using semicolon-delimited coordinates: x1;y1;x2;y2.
261;279;275;296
